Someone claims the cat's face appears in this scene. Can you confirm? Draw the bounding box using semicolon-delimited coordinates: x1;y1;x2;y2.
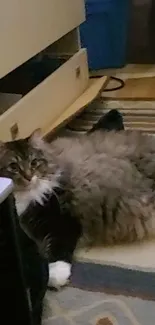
0;130;51;191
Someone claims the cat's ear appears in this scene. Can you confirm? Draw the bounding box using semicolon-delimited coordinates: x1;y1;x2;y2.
28;128;44;148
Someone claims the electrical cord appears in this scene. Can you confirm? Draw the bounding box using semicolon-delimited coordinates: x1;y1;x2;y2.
90;75;125;92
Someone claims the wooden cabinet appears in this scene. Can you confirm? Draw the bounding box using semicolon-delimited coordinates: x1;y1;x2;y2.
0;0;107;142
0;0;85;78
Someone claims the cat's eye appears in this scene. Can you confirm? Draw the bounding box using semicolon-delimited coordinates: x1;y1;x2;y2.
31;158;38;168
31;157;47;169
8;162;18;172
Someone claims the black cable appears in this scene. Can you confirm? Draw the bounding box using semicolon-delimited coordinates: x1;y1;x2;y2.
90;75;125;92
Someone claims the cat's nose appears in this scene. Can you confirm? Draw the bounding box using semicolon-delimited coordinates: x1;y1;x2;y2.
24;170;32;181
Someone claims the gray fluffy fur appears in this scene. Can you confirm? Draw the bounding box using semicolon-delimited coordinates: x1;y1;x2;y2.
47;130;155;246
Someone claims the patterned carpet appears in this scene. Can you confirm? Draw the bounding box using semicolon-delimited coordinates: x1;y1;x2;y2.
43;261;155;325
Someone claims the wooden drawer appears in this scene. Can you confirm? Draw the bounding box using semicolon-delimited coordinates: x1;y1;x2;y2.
0;0;85;78
0;49;89;141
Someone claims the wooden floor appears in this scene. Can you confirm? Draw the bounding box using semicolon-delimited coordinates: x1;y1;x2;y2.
91;64;155;79
91;64;155;101
103;77;155;101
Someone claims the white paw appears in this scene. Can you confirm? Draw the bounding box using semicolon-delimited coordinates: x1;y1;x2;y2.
48;261;71;289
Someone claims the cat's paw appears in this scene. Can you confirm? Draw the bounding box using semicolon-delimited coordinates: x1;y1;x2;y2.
48;261;71;289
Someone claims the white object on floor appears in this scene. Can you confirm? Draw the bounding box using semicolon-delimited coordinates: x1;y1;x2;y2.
48;261;71;289
0;177;13;204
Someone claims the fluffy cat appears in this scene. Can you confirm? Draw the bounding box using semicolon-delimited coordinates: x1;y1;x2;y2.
0;130;82;288
1;125;155;288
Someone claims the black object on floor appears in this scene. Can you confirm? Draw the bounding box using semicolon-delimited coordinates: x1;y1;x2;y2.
0;192;49;325
88;109;124;133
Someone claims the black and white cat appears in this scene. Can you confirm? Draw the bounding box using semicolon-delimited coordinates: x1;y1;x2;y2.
1;109;135;289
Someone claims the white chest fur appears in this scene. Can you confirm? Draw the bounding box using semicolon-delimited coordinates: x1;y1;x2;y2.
15;176;60;216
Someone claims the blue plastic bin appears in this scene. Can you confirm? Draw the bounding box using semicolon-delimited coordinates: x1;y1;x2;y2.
80;0;130;70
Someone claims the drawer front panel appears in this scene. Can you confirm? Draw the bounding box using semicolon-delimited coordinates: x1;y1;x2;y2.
0;49;89;141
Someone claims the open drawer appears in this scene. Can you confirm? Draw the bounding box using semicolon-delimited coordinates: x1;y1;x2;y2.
0;0;85;78
43;76;109;137
0;49;89;141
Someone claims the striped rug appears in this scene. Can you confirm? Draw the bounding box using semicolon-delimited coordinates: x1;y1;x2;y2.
66;98;155;135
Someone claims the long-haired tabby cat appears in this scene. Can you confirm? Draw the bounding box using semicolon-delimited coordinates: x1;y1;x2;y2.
1;116;155;288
